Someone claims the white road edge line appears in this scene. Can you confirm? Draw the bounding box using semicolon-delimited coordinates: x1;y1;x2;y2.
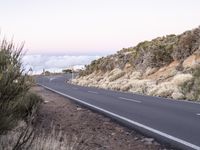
119;97;142;103
88;91;98;94
197;113;200;116
38;84;200;150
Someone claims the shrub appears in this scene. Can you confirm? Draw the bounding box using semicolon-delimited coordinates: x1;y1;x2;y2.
129;79;152;94
0;40;28;105
133;37;175;70
172;27;200;60
0;39;27;133
79;26;200;77
109;70;125;82
172;74;193;86
181;66;200;100
0;38;41;134
15;92;42;120
120;84;132;91
148;82;175;97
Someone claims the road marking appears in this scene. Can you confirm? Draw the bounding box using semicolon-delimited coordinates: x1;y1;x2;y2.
49;77;56;81
88;91;98;94
197;113;200;116
38;84;200;150
63;77;200;105
127;90;200;105
119;97;141;103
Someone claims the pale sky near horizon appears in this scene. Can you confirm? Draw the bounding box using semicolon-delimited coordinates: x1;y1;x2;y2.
0;0;200;55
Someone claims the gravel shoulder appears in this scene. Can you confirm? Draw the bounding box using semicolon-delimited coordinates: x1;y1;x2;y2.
31;86;171;150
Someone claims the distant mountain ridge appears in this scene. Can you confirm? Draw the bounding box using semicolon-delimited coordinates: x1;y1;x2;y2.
73;26;200;101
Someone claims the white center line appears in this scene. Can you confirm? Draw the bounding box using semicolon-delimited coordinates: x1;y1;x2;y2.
118;97;142;103
88;91;98;94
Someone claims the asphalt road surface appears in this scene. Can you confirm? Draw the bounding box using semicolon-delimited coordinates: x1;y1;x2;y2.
36;75;200;150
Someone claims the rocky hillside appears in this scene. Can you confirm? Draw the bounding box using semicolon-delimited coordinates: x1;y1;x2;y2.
72;26;200;101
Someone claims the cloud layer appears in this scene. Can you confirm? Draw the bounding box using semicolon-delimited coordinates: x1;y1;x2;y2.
22;55;100;74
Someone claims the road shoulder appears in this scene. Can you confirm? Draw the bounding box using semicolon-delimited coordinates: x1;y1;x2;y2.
31;86;170;150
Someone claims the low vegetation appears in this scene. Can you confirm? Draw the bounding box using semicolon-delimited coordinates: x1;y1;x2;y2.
74;26;200;101
0;123;84;150
0;38;42;149
181;66;200;100
0;37;86;150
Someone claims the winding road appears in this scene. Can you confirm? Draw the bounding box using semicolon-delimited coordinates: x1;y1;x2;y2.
36;75;200;150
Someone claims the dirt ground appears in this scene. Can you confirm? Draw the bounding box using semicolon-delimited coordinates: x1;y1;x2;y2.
31;86;172;150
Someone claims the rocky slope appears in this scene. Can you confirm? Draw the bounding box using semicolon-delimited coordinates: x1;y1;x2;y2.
72;26;200;101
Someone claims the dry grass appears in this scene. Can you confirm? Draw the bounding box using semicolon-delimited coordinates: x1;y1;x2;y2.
120;83;132;91
129;80;154;94
73;71;192;100
72;62;196;100
109;70;125;82
181;66;200;100
172;74;193;86
0;122;89;150
171;91;185;100
129;71;142;79
148;82;175;97
144;67;158;76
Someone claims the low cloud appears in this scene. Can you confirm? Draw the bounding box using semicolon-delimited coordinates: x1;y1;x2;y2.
22;54;100;74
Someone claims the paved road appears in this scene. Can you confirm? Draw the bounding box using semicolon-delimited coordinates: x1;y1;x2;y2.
36;75;200;150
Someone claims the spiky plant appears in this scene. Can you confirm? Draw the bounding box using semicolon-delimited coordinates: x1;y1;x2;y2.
0;38;30;133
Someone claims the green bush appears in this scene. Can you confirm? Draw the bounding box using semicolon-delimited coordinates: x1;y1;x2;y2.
0;92;42;133
0;39;28;106
15;92;42;119
0;38;41;134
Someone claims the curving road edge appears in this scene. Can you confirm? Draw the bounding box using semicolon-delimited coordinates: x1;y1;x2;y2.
37;83;200;150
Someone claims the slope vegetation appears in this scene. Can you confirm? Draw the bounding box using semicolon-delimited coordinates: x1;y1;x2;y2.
73;27;200;101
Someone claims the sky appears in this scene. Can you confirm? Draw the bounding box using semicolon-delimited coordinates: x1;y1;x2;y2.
0;0;200;73
22;55;100;74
